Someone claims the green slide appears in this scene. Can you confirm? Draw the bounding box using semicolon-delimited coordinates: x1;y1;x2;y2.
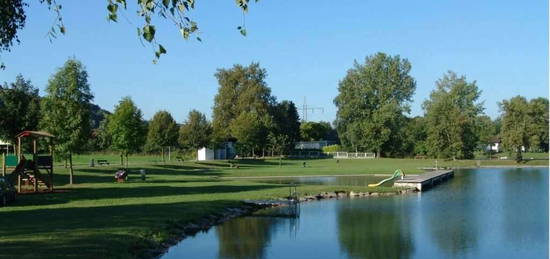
368;169;404;187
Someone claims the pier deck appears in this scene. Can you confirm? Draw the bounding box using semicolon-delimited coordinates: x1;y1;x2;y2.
393;170;454;191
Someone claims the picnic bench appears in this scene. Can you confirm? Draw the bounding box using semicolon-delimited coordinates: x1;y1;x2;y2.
97;159;110;166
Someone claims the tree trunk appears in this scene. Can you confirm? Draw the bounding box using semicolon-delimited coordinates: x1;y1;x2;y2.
161;148;165;163
120;154;123;166
376;148;381;159
64;159;67;168
126;153;129;168
515;147;523;163
69;153;74;185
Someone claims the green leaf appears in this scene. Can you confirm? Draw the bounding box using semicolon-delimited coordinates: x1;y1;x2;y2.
143;25;156;42
159;44;167;54
239;28;247;36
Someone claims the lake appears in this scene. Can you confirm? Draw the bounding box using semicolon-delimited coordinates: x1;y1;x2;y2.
163;168;549;259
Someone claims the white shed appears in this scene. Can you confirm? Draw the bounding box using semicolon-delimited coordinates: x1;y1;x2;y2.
197;147;215;161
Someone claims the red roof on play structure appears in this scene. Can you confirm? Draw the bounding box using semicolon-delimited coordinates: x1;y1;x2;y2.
15;131;55;138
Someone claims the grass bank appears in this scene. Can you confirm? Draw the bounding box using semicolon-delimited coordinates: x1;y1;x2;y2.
0;157;547;258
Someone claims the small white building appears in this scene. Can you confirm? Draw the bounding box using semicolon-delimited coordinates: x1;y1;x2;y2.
197;142;236;161
197;147;215;161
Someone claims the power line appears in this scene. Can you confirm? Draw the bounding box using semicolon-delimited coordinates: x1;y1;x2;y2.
299;96;323;122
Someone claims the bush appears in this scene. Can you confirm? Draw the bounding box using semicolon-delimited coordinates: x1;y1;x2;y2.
322;144;342;153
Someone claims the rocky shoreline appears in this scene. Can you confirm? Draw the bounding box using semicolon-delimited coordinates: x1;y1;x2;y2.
147;188;417;259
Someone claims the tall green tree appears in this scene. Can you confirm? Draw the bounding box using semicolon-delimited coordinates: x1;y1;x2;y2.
334;52;416;157
230;111;271;156
499;96;530;162
402;116;428;157
474;115;497;156
41;59;93;184
270;100;300;153
212;63;275;154
299;121;332;141
0;74;41;143
178;110;212;151
423;71;483;159
145;110;178;161
527;97;549;152
107;97;146;167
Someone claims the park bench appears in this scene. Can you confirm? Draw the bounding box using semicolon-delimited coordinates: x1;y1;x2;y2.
175;156;184;163
97;160;110;166
414;155;427;159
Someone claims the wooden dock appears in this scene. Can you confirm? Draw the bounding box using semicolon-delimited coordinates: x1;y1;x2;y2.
393;170;454;191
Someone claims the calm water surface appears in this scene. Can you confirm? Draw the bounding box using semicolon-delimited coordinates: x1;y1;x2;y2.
163;168;549;259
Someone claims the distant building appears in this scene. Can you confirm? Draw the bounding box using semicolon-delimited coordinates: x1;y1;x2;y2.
486;137;501;152
486;137;525;153
294;140;336;150
197;142;236;161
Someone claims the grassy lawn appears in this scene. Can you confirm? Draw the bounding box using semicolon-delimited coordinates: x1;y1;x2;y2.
0;156;547;258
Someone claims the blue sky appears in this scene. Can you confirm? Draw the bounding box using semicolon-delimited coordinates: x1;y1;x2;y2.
1;0;548;122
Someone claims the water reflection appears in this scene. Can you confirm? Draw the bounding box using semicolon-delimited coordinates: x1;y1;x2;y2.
337;200;413;259
216;216;280;259
424;170;480;254
500;168;548;245
215;204;300;259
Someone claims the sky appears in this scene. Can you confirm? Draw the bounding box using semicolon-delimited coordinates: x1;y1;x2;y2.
1;0;548;123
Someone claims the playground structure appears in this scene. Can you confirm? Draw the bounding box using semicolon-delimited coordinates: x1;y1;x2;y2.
1;131;55;193
368;169;405;187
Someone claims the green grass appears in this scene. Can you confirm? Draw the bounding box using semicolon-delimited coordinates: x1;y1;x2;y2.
0;156;547;258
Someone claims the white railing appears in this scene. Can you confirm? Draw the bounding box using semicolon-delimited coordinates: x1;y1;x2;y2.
325;152;376;159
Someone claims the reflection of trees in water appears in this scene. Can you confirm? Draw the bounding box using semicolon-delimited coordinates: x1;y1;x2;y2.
500;168;548;243
337;202;413;259
216;216;280;259
426;170;479;254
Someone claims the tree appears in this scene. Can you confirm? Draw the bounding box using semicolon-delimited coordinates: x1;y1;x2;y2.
0;74;41;143
270;100;300;152
212;63;276;155
145;110;178;161
40;59;93;184
107;97;146;167
1;0;255;65
230;111;271;156
90;116;112;151
424;71;483;159
527;97;549;152
334;52;416;157
178;110;212;151
299;121;332;141
499;96;530;162
401;116;428;157
474;115;497;157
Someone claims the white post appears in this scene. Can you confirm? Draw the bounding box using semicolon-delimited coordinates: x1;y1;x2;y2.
168;146;171;161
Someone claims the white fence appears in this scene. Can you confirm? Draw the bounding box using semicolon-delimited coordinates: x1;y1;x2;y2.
325;152;376;159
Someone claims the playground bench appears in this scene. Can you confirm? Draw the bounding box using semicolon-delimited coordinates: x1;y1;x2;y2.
97;160;110;166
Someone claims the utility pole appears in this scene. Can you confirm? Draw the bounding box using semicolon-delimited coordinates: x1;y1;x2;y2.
299;97;324;122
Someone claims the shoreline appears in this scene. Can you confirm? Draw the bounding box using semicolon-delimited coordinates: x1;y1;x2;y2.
149;188;417;259
148;165;548;258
